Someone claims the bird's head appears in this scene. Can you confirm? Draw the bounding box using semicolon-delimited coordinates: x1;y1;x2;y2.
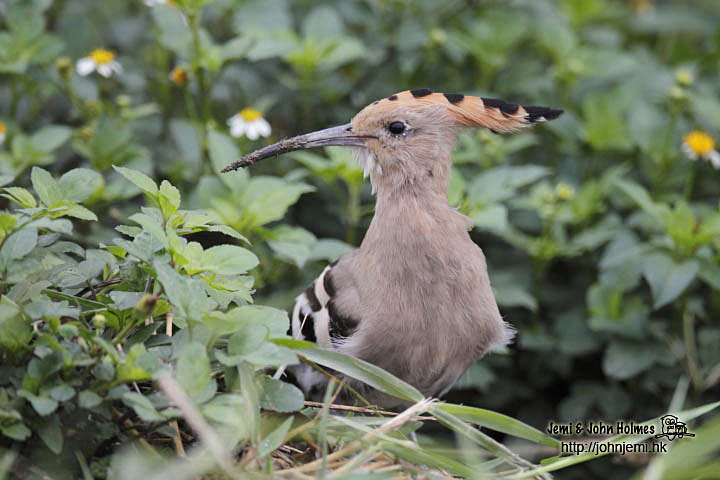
222;88;562;192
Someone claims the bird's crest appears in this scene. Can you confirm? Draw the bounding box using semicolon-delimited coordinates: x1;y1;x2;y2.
220;88;563;173
363;88;563;133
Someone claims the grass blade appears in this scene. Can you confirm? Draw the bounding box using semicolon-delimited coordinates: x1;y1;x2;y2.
274;341;423;403
436;403;560;449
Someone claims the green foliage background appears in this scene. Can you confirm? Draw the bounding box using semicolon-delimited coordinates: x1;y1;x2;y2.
1;0;720;478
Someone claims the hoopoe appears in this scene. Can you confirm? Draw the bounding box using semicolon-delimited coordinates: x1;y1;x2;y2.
222;89;562;406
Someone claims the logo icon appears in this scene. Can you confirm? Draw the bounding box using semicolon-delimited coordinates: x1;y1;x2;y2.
655;414;695;441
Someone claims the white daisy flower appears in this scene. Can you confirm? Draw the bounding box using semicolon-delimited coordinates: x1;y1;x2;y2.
76;48;123;78
0;121;6;145
227;108;272;140
683;130;720;170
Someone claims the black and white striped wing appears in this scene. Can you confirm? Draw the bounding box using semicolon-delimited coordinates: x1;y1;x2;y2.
289;263;359;349
288;263;360;394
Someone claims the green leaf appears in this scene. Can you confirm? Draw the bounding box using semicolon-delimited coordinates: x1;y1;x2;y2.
116;344;153;383
228;325;267;356
240;177;314;227
176;342;211;400
469;204;508;232
155;262;214;323
58;168;103;203
581;92;632;151
468;165;550;204
18;391;58;416
204;306;289;337
93;361;116;382
122;392;165;422
1;187;36;208
642;253;698;309
435;403;559;448
152;4;192;57
37;415;63;454
603;340;662;380
208;129;239;174
302;5;343;40
30;125;72;151
278;342;423;403
242;343;298;367
0;299;31;351
159;180;181;216
113;165;159;198
31;167;63;207
64;203;98;221
267;226;316;268
201;394;248;429
614;179;662;223
494;282;537;311
0;227;37;265
129;213;169;249
78;390;103;409
698;261;720;291
308;238;353;263
50;384;75;402
205;224;250;243
257;416;294;458
201;244;259;275
1;421;32;441
257;376;305;412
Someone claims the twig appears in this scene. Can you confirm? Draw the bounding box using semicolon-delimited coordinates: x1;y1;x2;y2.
77;278;123;298
166;309;174;337
277;398;434;475
156;371;234;475
303;401;435;421
170;420;186;457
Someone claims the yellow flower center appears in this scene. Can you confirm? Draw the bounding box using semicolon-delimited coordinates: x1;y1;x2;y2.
675;69;693;87
0;122;6;134
90;48;116;65
555;183;575;201
167;0;177;6
240;108;262;122
170;67;188;86
684;131;715;156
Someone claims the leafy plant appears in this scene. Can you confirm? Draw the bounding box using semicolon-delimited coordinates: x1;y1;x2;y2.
2;0;720;478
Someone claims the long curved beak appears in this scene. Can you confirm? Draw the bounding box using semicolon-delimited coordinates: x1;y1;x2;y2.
221;123;375;172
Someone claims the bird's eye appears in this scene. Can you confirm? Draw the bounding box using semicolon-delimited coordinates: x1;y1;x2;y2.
387;121;406;135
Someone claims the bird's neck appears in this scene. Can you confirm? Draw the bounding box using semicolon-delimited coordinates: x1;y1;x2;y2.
360;173;472;253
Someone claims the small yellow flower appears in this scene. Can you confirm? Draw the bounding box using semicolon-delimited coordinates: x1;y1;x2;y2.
76;48;122;77
55;57;72;79
169;66;188;86
227;109;271;140
0;121;6;145
555;183;575;201
683;131;720;169
675;69;694;87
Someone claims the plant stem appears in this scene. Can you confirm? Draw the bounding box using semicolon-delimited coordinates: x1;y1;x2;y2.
654;108;680;193
9;76;19;119
112;316;143;345
681;299;704;390
683;162;695;201
187;9;211;169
